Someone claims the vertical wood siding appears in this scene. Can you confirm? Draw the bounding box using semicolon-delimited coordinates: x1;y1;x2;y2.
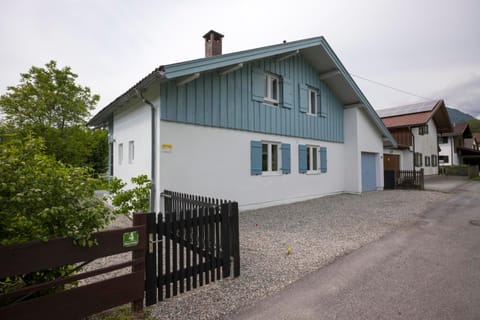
160;55;344;143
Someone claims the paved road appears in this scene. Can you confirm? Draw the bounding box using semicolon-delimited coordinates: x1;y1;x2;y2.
232;180;480;320
424;175;470;193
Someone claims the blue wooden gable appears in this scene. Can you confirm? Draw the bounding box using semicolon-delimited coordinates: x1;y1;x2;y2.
88;36;396;148
160;54;344;143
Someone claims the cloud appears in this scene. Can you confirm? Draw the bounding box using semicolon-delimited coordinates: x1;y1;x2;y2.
433;74;480;117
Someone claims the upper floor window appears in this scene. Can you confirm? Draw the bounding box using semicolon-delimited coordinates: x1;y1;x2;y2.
438;136;448;144
308;88;318;115
419;125;429;135
264;74;280;105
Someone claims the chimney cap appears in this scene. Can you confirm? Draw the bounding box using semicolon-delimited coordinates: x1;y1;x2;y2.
203;30;224;39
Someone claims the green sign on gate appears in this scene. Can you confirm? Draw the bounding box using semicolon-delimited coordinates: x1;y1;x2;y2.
123;231;139;247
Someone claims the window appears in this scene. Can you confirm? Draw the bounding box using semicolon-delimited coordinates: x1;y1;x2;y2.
118;143;123;165
419;125;429;135
308;88;318;115
261;142;280;173
431;155;437;166
299;145;327;173
425;155;430;167
264;74;280;105
414;152;423;167
439;155;448;164
307;146;319;171
439;136;448;144
251;141;290;175
128;140;134;164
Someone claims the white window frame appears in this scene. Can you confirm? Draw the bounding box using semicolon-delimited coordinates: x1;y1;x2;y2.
307;88;318;115
261;141;281;174
306;145;320;173
128;140;134;164
264;73;280;105
118;143;123;165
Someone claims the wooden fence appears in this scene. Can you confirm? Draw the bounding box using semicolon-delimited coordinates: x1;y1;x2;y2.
0;214;147;320
144;191;240;305
396;169;424;189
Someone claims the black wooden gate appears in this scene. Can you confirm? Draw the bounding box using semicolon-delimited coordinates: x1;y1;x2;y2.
144;191;240;305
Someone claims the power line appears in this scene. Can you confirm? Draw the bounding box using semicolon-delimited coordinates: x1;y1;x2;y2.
350;73;434;101
350;73;475;113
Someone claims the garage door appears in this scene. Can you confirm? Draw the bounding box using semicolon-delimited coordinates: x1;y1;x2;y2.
361;152;377;192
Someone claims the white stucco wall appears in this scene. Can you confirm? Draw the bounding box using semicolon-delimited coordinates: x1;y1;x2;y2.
343;108;360;193
159;121;346;210
113;103;152;184
357;109;385;190
413;119;439;175
344;108;385;193
112;97;386;211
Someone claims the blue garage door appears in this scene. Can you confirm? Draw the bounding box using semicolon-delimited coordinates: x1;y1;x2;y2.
361;152;377;192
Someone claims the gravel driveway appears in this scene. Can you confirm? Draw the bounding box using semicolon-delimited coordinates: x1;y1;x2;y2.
147;189;448;319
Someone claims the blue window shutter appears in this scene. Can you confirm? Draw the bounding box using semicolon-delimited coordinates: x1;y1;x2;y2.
318;92;326;117
320;147;327;173
252;68;264;102
281;143;291;174
298;144;307;173
281;78;293;109
298;84;308;113
250;140;262;175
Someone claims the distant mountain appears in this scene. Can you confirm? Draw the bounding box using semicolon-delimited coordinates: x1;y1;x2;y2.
447;107;474;124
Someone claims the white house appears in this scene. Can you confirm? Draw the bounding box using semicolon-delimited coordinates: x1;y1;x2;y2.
439;122;480;167
378;100;452;175
88;31;396;211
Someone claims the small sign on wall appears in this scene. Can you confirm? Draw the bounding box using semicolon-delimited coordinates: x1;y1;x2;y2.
162;143;173;153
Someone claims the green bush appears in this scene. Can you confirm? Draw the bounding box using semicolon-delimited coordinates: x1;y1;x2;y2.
0;136;113;245
107;175;151;218
0;136;115;297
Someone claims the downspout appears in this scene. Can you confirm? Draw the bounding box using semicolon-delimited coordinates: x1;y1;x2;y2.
135;88;157;213
410;127;415;170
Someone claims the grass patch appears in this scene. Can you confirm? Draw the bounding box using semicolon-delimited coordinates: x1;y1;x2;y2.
471;176;480;181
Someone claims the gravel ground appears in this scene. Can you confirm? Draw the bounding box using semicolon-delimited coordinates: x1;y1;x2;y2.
145;189;448;319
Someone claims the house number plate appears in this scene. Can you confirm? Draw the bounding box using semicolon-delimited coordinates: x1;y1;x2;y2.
123;231;139;247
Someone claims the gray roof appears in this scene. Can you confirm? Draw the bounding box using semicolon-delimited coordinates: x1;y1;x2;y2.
376;100;438;118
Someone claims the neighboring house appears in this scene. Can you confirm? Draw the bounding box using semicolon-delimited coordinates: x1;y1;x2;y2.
378;100;452;175
439;123;480;166
88;31;396;211
465;132;480;151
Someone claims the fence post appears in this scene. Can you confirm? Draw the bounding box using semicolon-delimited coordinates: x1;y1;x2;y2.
132;212;147;313
231;202;240;277
144;212;157;306
221;202;231;278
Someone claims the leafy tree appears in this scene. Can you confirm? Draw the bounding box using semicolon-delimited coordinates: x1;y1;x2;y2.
0;135;115;297
107;175;152;219
468;119;480;133
0;60;98;129
0;61;107;174
0;135;113;245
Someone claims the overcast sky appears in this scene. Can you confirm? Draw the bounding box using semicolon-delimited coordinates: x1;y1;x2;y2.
1;0;479;118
